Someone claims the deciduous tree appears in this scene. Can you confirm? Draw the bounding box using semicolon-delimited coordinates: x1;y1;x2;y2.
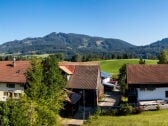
158;50;168;64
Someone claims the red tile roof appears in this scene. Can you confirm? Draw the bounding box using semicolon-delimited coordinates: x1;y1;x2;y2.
127;64;168;84
0;61;30;83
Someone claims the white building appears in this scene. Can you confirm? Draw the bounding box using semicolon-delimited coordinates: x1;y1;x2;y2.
0;61;30;101
127;64;168;103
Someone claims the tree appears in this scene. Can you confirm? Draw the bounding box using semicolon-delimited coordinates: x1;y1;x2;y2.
42;56;66;113
50;53;64;61
118;64;127;95
24;56;66;125
71;53;82;62
0;97;38;126
25;58;47;101
139;58;145;64
158;50;168;64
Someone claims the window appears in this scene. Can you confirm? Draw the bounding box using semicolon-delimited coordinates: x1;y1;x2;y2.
14;93;19;97
20;84;24;87
3;92;7;96
7;83;15;88
165;91;168;98
140;87;146;91
140;86;155;91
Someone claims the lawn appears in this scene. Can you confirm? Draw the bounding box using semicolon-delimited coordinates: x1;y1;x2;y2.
100;59;158;74
83;110;168;126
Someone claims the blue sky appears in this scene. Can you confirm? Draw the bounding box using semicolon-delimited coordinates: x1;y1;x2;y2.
0;0;168;45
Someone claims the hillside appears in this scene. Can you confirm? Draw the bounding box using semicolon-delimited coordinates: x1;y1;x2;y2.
100;59;158;74
0;32;135;56
1;33;168;59
127;38;168;58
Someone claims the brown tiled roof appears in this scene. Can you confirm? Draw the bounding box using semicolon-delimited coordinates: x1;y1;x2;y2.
0;61;30;83
67;65;100;89
127;64;168;84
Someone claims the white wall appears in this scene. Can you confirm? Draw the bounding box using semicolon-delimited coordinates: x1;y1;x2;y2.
137;87;168;101
0;83;24;101
102;77;110;83
67;75;70;81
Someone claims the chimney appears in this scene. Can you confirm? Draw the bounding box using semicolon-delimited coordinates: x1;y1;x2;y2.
13;57;16;67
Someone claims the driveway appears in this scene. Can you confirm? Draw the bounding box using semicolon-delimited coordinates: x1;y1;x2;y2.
61;91;120;125
61;106;96;126
98;91;121;109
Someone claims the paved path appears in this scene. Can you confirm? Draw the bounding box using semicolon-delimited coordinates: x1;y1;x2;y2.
61;118;84;126
61;91;120;125
61;107;95;126
98;91;120;109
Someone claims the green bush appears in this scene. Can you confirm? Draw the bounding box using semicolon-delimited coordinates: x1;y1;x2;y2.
121;96;128;103
156;105;160;110
132;107;144;114
94;107;101;118
111;109;118;115
118;103;133;115
101;109;118;116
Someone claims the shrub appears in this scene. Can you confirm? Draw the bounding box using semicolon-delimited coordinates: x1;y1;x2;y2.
121;96;128;103
92;107;102;119
133;106;144;114
156;105;160;110
111;109;118;115
118;103;133;115
101;109;118;116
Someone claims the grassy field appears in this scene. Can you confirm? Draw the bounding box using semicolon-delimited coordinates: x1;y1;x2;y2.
100;59;158;74
83;110;168;126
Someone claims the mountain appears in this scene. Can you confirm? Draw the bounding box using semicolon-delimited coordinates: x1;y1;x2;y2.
127;38;168;58
0;32;135;55
1;32;168;59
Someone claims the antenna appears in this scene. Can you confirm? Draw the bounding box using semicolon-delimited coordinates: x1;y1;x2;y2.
13;56;16;67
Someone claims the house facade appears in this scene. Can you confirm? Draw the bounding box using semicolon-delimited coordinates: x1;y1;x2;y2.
126;64;168;103
59;62;104;106
0;61;30;101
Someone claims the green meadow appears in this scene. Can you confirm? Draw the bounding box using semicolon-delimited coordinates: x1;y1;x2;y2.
83;110;168;126
100;59;158;74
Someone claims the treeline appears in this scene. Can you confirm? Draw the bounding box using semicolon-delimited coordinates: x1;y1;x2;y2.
70;53;157;62
0;53;64;61
0;52;158;62
0;55;29;61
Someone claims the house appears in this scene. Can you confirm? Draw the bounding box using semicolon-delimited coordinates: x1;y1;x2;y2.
59;62;104;106
0;60;30;101
126;64;168;103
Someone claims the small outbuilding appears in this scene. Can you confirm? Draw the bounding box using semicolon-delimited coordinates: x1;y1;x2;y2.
59;62;104;107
